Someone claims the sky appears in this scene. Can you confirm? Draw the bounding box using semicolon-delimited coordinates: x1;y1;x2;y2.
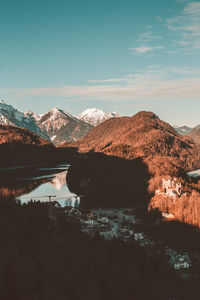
0;0;200;126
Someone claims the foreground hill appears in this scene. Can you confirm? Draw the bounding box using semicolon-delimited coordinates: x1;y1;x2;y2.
0;124;52;146
0;125;75;166
68;111;200;176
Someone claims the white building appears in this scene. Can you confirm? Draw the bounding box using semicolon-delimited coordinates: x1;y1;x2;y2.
134;232;144;241
97;216;109;223
162;177;182;197
170;254;191;270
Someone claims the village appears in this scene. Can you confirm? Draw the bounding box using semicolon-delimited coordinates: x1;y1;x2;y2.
21;174;196;277
47;196;193;277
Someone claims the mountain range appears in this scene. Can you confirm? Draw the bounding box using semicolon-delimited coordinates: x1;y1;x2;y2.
0;101;119;145
173;125;193;136
174;125;200;145
1;99;200;148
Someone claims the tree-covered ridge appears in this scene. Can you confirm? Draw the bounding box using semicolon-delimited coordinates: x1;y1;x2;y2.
68;111;200;176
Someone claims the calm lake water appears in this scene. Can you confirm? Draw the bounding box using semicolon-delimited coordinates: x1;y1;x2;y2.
0;164;77;206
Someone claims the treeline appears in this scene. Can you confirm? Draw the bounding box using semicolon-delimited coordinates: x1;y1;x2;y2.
0;198;197;300
0;143;77;167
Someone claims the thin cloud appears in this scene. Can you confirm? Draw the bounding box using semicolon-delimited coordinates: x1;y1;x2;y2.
166;2;200;52
138;31;163;42
129;46;164;54
5;68;200;101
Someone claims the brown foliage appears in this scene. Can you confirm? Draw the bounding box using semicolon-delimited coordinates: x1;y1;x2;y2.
67;111;200;177
0;124;77;167
150;189;200;228
0;124;52;146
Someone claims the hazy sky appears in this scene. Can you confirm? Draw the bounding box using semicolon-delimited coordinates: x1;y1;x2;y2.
0;0;200;126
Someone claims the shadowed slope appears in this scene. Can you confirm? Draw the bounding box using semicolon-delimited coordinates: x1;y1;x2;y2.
0;125;76;166
67;153;152;208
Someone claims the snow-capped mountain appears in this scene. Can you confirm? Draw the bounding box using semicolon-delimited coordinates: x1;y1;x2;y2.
76;108;119;126
0;99;25;126
24;110;42;121
0;100;93;145
37;107;93;145
173;125;193;136
0;100;48;140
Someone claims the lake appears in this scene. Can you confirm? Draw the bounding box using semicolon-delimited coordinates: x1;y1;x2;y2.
0;164;77;206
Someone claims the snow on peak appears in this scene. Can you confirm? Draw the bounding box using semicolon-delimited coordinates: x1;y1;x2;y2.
48;107;76;120
76;108;119;126
51;107;59;113
0;99;5;104
24;110;41;121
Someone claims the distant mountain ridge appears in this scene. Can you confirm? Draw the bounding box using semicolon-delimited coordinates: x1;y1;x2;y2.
37;107;93;145
0;100;121;145
173;123;200;145
1;99;199;149
173;125;193;136
189;125;200;144
0;100;93;145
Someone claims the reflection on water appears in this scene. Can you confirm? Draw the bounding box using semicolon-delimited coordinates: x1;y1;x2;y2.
50;171;67;190
20;171;77;206
0;164;77;207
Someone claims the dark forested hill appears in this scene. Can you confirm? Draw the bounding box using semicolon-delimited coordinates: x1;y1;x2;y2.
0;125;76;166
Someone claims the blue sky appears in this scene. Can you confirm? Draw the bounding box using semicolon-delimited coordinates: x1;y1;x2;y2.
0;0;200;126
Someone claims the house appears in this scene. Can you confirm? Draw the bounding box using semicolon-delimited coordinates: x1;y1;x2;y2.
162;177;182;197
83;219;97;226
97;216;109;223
134;232;144;241
170;254;191;270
